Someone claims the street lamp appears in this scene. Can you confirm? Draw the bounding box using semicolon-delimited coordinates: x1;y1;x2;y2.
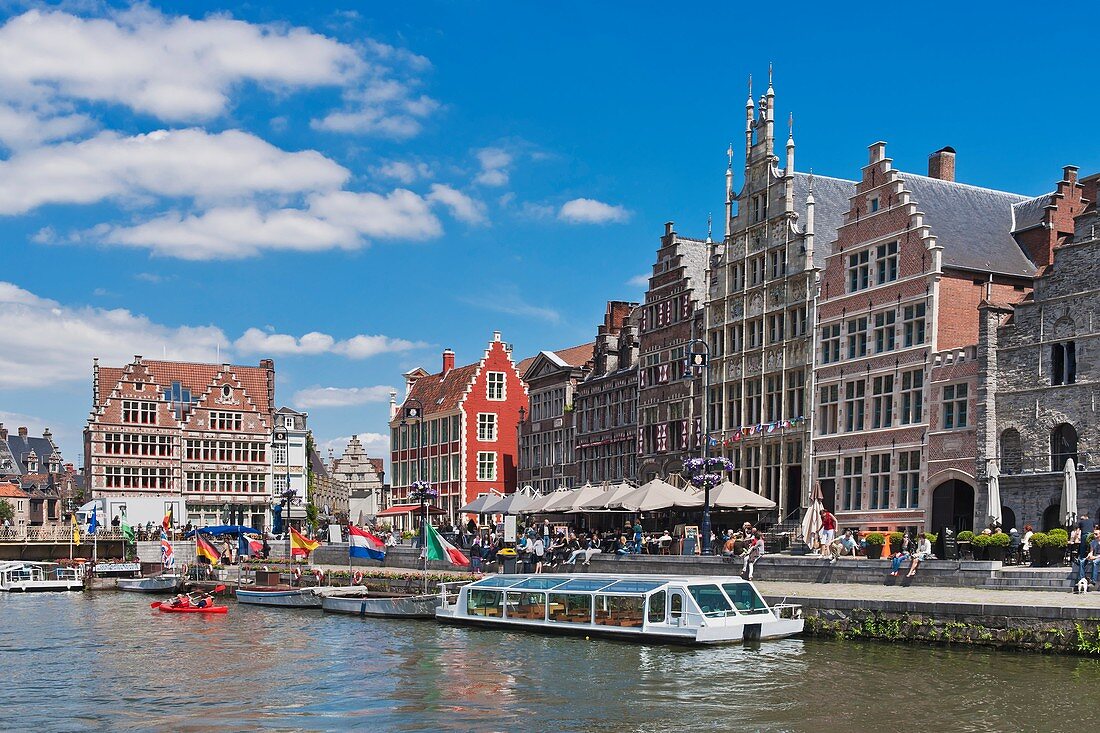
401;398;425;545
684;338;715;554
273;426;289;536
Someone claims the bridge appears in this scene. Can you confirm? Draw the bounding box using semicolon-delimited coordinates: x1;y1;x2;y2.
0;526;128;560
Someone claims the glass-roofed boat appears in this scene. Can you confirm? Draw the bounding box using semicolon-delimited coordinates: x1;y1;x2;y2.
435;573;803;645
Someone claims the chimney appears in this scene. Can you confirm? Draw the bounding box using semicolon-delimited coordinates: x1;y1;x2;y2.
664;221;675;237
42;428;52;441
928;147;956;182
18;426;28;439
442;348;455;376
0;423;6;440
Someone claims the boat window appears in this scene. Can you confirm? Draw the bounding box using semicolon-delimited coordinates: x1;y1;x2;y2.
722;583;770;614
604;580;663;594
505;591;546;620
688;584;734;617
466;589;503;617
555;578;618;592
670;591;684;619
647;590;666;624
548;593;592;623
593;595;645;628
471;576;524;588
511;577;570;590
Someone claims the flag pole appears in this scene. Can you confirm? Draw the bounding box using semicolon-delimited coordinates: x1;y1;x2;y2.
422;502;428;594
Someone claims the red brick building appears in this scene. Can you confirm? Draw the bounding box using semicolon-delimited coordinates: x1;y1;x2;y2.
85;356;276;528
389;332;528;523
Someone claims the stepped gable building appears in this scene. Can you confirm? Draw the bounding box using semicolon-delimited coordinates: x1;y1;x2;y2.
85;356;276;529
310;444;349;524
516;342;594;495
0;424;70;525
814;141;1048;533
333;434;386;522
977;169;1095;531
708;74;853;516
637;222;708;481
389;332;528;521
576;301;641;484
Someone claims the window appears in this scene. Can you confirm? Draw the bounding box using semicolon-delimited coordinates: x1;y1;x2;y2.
452;454;461;480
726;383;742;429
1000;429;1022;475
477;413;498;441
871;375;894;429
768;313;785;344
452;415;462;439
875;241;898;284
869;454;890;510
765;376;782;422
900;370;924;424
750;255;765;286
847;250;870;292
818;384;839;435
122;400;157;425
903;303;926;347
1051;423;1078;471
273;445;287;465
873;311;896;353
769;250;786;278
477;452;497;481
731;262;745;290
283;416;294;429
786;370;805;419
430;420;439;445
209;412;243;431
745;379;762;424
104;466;170;490
727;323;743;353
107;433;174;457
844;380;866;432
847;317;868;358
487;372;506;401
869;196;880;213
441;418;450;444
441;455;450;482
1051;342;1077;385
788;306;808;338
842;456;863;511
898;450;920;508
821;324;841;364
942;384;968;429
747;318;763;348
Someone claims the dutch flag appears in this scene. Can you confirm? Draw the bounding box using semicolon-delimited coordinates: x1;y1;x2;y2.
348;525;386;561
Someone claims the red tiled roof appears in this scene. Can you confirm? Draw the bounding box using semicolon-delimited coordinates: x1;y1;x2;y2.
515;342;594;376
0;482;28;498
401;363;480;418
368;458;385;475
96;359;273;412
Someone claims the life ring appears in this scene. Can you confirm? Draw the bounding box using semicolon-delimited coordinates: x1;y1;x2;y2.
293;566;302;580
352;570;363;585
180;562;190;576
313;569;324;583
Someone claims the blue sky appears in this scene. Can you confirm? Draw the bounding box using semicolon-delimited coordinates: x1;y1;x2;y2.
2;1;1098;465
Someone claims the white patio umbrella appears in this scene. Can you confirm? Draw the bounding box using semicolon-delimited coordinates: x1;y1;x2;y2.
800;483;824;549
459;492;504;513
522;490;567;514
557;483;605;512
570;482;636;512
987;464;1002;526
707;480;778;511
611;478;704;512
1061;458;1078;526
493;489;536;515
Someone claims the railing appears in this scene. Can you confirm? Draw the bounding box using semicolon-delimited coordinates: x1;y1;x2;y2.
999;451;1098;476
0;526;127;542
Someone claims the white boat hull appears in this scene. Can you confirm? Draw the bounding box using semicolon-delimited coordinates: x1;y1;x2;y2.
322;593;437;618
236;588;323;608
2;580;83;592
116;575;182;593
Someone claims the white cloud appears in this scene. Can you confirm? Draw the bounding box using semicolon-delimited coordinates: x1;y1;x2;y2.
235;328;426;359
459;286;560;324
427;183;486;224
308;189;443;238
372;160;433;184
317;431;389;460
474;147;512;187
627;273;650;288
291;385;395;409
559;198;631;224
0;281;226;388
0;128;348;215
0;8;361;122
520;202;556;220
311;79;439;139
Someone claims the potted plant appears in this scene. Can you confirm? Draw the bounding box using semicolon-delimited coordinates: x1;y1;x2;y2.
971;532;992;560
1046;529;1069;565
864;532;886;559
988;531;1011;561
888;532;905;553
1028;532;1048;566
957;530;975;559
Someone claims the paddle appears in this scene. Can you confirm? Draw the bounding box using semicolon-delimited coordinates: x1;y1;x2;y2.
151;584;228;609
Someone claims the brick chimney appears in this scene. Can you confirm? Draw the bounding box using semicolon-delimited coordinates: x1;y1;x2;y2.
442;348;455;376
18;426;27;439
928;147;956;182
0;423;6;440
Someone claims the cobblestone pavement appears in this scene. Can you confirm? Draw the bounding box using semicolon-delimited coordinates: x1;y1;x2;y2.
755;579;1100;609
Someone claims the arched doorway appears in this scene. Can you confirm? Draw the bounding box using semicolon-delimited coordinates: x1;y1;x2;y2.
1042;504;1062;532
1000;505;1017;532
1050;423;1078;471
931;480;974;533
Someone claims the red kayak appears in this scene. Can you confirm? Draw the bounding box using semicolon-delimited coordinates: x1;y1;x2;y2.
156;604;228;614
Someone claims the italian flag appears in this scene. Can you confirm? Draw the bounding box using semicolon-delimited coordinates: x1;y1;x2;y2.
424;524;470;566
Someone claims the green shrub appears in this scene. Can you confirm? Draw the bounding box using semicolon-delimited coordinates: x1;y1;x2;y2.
888;531;904;547
1048;528;1069;542
1047;531;1068;549
1029;532;1048;548
865;532;885;546
990;532;1011;547
972;533;992;547
957;531;975;542
926;532;938;544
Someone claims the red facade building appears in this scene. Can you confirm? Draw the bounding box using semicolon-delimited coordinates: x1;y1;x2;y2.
389;332;528;523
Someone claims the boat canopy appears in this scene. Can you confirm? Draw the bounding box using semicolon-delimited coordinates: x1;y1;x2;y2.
465;573;748;597
184;525;260;537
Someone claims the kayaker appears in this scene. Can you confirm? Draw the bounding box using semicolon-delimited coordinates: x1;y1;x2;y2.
169;593;190;608
193;593;213;609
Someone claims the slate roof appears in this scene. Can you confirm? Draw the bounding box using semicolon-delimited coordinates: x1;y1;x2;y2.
97;359;273;412
791;172;855;269
309;447;329;478
898;173;1035;277
1012;193;1053;233
4;434;58;475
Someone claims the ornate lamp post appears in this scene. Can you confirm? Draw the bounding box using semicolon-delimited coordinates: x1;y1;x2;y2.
272;426;289;536
401;398;425;544
684;338;719;554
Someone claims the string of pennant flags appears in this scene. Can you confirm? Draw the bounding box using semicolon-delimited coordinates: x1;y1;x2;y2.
706;415;808;447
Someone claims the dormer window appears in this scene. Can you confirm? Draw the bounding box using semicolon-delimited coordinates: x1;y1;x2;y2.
284;416;294;429
26;454;38;472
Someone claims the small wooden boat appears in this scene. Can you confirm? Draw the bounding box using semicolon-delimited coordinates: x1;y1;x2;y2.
156;604;228;614
320;587;438;619
117;574;182;593
236;585;324;608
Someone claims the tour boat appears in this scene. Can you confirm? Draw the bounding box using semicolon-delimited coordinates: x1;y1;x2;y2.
117;574;183;593
235;585;325;608
435;573;804;645
0;562;84;592
320;587;438;619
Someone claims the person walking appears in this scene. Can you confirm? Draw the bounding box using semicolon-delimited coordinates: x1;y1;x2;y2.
820;509;837;552
533;535;546;573
742;530;764;580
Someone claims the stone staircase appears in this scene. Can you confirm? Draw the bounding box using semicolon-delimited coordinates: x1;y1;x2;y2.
981;566;1076;591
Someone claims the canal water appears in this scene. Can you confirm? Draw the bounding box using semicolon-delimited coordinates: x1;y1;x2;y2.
1;593;1097;732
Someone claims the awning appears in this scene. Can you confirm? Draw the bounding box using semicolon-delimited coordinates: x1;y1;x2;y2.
377;504;447;517
611;479;703;512
706;481;777;510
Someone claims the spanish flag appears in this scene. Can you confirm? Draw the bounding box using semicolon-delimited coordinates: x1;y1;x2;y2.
71;514;81;546
290;527;320;558
196;534;221;565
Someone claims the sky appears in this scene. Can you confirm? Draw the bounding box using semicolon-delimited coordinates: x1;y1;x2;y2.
1;0;1098;466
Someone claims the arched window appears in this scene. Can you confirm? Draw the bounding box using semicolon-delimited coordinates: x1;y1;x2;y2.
1050;341;1076;385
1051;423;1078;471
1000;429;1022;474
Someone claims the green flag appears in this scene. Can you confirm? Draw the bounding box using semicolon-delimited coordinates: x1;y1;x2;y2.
120;510;134;543
424;524;470;566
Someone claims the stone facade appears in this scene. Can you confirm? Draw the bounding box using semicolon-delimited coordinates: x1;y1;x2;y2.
332;434;385;521
977;169;1097;531
0;424;71;524
576;301;640;484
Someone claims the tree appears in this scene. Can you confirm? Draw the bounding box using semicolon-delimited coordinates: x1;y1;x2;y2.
0;499;13;524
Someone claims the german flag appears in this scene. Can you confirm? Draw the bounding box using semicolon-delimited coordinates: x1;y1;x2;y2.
195;534;221;566
290;527;320;558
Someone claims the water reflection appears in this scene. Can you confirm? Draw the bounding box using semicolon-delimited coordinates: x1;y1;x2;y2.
1;593;1098;732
